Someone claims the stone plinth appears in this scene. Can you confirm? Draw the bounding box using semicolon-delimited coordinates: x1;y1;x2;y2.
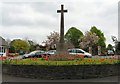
56;43;68;54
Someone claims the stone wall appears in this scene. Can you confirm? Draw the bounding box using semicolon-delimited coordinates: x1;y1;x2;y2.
2;64;119;80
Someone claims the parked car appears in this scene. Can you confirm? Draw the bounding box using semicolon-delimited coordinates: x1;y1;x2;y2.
41;49;92;58
67;48;92;58
41;50;56;58
22;50;45;59
107;50;114;56
46;50;56;55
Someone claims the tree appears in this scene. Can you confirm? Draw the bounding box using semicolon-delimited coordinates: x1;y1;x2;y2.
107;44;114;51
90;26;106;55
116;42;120;55
9;46;15;53
27;40;37;52
43;31;60;50
65;27;83;48
80;31;99;53
10;39;30;53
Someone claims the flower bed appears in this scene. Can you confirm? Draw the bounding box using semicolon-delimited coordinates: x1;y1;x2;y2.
2;55;120;80
2;57;120;65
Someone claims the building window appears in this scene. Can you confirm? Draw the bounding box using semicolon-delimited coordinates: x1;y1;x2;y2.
2;47;3;53
0;46;5;53
4;47;6;53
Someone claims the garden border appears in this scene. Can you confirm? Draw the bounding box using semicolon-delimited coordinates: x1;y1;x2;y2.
2;64;119;80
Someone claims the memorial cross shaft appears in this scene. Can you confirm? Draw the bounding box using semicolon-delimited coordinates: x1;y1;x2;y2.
57;4;67;44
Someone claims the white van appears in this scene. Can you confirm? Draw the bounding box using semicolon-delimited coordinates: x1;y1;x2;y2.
68;48;92;58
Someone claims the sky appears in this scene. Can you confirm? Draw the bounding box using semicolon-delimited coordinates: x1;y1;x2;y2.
0;0;119;46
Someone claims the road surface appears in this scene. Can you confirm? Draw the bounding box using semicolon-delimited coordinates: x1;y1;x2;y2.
1;73;119;82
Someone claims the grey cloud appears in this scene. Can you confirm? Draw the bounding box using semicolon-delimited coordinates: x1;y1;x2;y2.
0;0;119;45
1;2;60;32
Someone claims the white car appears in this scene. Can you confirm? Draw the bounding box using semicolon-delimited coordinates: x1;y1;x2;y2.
67;48;92;58
107;50;114;56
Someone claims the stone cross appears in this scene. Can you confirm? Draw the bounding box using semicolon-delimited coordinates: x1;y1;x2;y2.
57;4;67;44
56;4;68;54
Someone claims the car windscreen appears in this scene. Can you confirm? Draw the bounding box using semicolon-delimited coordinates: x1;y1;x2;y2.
29;51;37;54
48;50;56;53
79;49;86;53
76;50;84;53
29;51;44;55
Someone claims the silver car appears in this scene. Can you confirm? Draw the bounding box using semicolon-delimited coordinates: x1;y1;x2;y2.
46;50;56;55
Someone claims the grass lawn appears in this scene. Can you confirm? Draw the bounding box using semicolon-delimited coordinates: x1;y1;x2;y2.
2;58;120;65
0;60;2;64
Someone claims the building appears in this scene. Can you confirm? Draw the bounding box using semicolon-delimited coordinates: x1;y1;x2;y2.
0;36;8;56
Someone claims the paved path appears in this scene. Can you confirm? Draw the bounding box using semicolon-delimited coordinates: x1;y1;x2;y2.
2;73;119;82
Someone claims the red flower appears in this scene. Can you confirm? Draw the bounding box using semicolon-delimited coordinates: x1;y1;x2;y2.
45;58;48;61
54;54;57;57
63;53;67;56
72;58;74;60
76;54;79;57
44;56;48;61
101;58;105;61
87;59;91;62
82;57;84;60
46;55;49;58
110;60;113;63
59;53;63;57
67;57;70;60
41;54;45;58
49;55;52;58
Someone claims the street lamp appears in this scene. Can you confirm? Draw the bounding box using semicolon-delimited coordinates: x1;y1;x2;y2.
111;36;119;54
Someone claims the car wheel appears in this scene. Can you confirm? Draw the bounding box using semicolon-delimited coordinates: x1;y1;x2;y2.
84;55;88;58
23;57;26;59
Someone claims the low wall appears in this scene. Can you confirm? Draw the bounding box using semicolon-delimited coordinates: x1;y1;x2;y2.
2;64;119;80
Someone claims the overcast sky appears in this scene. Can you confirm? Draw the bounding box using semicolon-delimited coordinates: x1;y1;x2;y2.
0;0;119;46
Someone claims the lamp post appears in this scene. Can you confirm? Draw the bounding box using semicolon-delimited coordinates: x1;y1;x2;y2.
111;36;119;55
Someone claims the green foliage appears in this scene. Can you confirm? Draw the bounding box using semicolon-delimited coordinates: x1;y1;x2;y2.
116;42;120;55
107;44;114;51
29;45;36;52
10;39;30;53
28;40;36;52
9;46;15;53
2;59;11;64
90;26;105;39
65;27;83;48
90;26;106;55
90;26;106;47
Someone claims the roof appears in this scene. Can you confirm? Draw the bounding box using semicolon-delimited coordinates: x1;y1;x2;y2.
0;36;8;46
